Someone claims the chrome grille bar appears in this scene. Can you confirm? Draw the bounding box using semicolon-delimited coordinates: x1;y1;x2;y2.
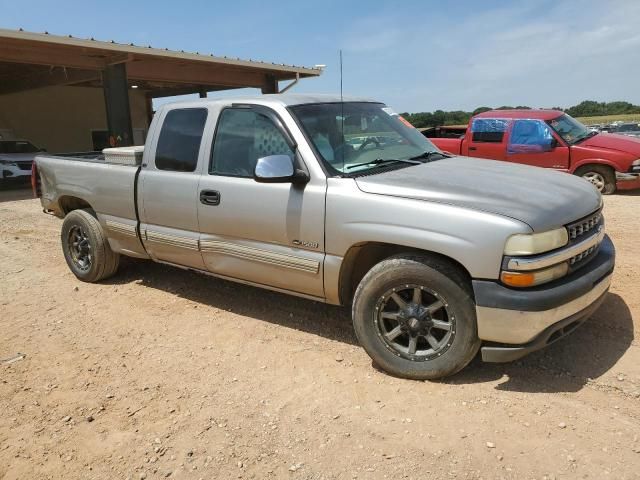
507;227;605;271
568;210;602;240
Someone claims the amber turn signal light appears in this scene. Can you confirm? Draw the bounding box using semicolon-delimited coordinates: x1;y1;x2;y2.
500;263;569;288
501;271;536;287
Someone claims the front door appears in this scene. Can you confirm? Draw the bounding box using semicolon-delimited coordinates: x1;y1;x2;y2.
197;106;326;298
505;119;570;170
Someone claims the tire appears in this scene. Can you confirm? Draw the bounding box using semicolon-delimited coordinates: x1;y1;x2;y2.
575;165;616;195
352;254;480;380
60;208;120;282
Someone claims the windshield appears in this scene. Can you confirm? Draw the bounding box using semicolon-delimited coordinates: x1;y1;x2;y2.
0;141;39;154
290;102;441;175
547;114;592;144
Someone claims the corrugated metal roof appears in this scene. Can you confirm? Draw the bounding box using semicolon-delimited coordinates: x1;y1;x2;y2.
0;28;323;76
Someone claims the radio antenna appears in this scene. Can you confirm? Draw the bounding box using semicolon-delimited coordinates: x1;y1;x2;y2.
339;49;345;171
339;49;344;103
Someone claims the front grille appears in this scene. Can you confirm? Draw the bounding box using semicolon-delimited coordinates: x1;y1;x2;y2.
567;210;602;240
564;209;605;271
569;244;598;265
17;161;32;171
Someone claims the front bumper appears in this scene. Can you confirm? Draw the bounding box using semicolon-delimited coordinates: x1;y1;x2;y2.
616;172;640;191
472;235;615;362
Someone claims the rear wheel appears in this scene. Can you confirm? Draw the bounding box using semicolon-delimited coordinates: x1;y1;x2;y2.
61;209;120;282
352;254;480;380
575;165;616;194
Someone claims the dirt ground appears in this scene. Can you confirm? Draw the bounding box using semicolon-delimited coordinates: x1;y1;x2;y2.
1;186;639;480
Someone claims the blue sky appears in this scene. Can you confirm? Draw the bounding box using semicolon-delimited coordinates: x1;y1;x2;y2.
1;0;639;112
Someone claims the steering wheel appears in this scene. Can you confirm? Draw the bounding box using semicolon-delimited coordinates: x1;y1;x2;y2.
357;136;381;151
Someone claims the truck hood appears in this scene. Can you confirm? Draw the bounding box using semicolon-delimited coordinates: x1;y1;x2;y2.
354;157;601;231
580;133;640;156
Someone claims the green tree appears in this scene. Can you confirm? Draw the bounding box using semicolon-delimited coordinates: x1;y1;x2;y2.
432;110;446;126
472;106;492;115
402;100;640;128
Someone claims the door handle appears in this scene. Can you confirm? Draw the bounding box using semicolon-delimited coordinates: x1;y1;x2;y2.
468;146;477;151
200;190;221;206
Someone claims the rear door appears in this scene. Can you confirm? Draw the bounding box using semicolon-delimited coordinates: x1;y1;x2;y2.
196;105;326;298
138;107;210;269
466;118;508;160
505;119;570;170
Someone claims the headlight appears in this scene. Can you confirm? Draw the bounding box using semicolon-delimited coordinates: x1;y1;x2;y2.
631;159;640;173
504;228;568;255
501;263;569;288
0;160;17;166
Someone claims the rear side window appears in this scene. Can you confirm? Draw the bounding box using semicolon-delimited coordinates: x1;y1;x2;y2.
210;108;293;177
155;108;208;172
471;118;508;143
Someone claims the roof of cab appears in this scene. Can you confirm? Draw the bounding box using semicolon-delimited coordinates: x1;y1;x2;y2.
474;109;564;120
163;93;380;109
262;93;379;106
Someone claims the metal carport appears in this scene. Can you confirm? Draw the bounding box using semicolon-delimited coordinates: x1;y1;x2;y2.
0;28;321;148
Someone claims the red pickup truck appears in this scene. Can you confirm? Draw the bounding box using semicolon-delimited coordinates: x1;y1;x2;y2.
424;110;640;194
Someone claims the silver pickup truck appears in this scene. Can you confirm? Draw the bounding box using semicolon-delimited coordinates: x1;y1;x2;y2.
34;94;615;380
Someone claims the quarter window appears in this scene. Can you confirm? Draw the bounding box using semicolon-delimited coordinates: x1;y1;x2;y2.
155;108;208;172
211;109;294;177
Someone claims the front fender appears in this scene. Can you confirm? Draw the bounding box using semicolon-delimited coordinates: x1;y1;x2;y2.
570;158;622;173
324;179;532;303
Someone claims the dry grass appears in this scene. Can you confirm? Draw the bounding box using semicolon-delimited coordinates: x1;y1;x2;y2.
424;115;640;130
576;113;640;125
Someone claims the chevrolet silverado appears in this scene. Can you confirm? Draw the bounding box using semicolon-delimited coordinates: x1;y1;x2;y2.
33;94;614;379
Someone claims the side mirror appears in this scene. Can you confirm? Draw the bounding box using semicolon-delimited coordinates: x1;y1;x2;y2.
549;138;559;149
254;155;309;184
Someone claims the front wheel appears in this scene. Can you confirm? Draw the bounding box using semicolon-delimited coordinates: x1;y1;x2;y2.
352;255;480;380
575;165;616;195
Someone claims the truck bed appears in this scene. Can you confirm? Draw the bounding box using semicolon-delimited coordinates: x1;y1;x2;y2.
422;127;466;155
48;151;105;160
421;126;467;139
429;137;464;155
35;152;140;221
35;151;149;258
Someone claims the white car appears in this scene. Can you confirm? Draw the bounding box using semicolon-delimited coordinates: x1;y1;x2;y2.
0;140;43;182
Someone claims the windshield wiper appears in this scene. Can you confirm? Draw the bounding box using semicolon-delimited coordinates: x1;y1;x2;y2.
409;150;450;161
346;158;421;170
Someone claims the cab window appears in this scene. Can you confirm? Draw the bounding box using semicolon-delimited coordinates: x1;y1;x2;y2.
470;118;508;143
508;119;555;154
155;108;208;172
210;109;294;177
